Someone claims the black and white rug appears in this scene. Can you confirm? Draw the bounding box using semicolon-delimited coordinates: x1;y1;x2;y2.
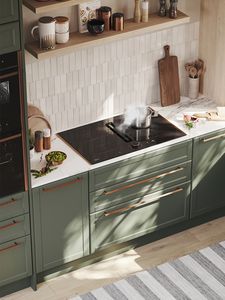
72;240;225;300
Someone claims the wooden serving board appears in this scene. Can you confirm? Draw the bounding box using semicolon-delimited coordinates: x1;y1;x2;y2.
158;45;180;107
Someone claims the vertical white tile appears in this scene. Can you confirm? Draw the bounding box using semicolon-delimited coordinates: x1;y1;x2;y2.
44;59;51;78
32;62;39;82
75;50;82;70
38;60;45;80
63;54;69;73
78;68;85;88
29;82;36;102
25;64;32;84
69;53;75;72
48;78;55;96
42;79;49;98
54;76;61;94
90;66;97;85
72;70;79;89
36;80;42;100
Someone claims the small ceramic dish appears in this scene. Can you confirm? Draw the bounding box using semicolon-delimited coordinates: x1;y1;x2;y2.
45;151;67;166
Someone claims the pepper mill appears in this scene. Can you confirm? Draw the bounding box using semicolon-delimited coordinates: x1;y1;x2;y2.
134;0;141;23
158;0;167;17
169;0;178;19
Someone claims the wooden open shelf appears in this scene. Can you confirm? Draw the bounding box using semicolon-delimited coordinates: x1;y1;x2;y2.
26;11;190;60
23;0;87;14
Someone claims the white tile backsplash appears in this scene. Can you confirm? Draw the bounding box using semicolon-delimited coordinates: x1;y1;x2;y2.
26;22;200;133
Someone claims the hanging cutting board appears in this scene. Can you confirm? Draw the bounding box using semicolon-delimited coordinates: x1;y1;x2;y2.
158;45;180;107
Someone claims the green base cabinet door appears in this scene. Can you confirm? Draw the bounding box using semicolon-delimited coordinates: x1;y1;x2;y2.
90;182;190;253
0;0;19;25
32;173;89;273
0;236;32;287
191;130;225;217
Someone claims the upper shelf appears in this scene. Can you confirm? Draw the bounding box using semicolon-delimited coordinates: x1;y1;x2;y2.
23;0;87;14
26;11;190;60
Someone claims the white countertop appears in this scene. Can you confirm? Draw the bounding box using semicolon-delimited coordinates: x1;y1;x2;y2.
31;96;225;188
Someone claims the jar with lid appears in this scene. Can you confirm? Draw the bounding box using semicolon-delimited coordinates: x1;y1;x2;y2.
34;131;43;152
43;128;51;150
97;6;112;31
112;13;124;31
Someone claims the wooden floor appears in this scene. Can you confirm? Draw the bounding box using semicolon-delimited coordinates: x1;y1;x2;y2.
3;216;225;300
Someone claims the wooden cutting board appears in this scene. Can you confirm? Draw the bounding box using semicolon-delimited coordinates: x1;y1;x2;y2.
158;45;180;107
193;112;225;121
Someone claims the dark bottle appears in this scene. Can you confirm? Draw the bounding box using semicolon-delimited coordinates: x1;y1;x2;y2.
158;0;167;17
169;0;178;19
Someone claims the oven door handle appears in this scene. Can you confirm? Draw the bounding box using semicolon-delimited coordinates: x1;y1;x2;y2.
0;71;18;81
0;156;13;166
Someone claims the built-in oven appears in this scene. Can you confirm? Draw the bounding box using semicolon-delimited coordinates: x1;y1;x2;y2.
0;136;24;198
0;51;21;139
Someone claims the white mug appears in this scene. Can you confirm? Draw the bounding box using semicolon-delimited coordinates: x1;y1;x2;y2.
31;16;56;50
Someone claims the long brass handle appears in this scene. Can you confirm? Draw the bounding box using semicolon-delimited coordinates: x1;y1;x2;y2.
0;220;20;231
103;187;183;217
0;157;13;166
103;167;184;196
0;133;21;143
0;71;18;80
203;133;225;143
0;198;16;208
42;177;82;192
0;242;19;253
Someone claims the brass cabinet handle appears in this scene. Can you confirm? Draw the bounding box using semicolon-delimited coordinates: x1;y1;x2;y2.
103;187;183;217
0;157;13;166
0;71;18;80
0;133;21;144
0;242;19;253
203;133;225;143
0;198;16;208
103;167;184;196
0;220;20;231
42;177;82;192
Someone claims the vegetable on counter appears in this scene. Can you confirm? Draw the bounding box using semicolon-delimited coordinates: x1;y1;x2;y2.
183;114;198;129
45;151;67;166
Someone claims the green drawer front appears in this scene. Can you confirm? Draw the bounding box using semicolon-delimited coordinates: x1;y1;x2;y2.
0;236;32;287
89;140;192;192
0;214;30;244
0;192;28;222
90;182;190;253
0;0;19;25
0;22;20;55
90;161;191;213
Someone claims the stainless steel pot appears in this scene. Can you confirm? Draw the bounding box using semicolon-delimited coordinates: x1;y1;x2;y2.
133;107;154;129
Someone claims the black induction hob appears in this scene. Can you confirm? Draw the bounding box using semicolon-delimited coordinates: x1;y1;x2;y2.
57;114;186;164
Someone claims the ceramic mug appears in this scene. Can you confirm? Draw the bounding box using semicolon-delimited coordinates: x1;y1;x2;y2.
31;16;56;50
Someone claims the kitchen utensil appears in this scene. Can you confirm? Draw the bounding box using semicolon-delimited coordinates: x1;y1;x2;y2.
133;107;154;129
158;45;180;107
87;19;104;34
158;0;167;17
31;16;56;50
134;0;141;23
169;0;178;19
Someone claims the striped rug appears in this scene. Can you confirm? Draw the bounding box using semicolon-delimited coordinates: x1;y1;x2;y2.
72;240;225;300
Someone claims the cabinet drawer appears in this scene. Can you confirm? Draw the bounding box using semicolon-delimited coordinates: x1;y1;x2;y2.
0;192;29;222
0;22;20;55
90;161;191;213
0;236;32;287
89;140;192;192
0;0;19;25
90;182;190;253
0;214;30;244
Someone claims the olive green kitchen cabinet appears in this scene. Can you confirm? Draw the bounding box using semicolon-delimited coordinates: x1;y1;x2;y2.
89;140;192;252
32;173;89;273
0;0;19;25
191;129;225;217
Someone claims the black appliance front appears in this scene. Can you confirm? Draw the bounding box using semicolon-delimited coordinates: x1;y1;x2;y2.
58;114;186;164
0;136;24;198
0;51;21;139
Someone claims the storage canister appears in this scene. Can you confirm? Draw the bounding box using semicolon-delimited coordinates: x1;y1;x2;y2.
97;6;112;31
34;130;43;152
112;13;124;31
43;128;51;150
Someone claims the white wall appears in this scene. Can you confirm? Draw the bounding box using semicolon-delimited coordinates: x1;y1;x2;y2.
24;0;200;133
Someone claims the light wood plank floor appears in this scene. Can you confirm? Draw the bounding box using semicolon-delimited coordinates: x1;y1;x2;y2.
2;216;225;300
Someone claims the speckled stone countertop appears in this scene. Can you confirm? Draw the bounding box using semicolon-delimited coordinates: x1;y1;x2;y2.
31;96;225;188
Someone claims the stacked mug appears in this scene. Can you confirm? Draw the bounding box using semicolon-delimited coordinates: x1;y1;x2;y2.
55;16;70;44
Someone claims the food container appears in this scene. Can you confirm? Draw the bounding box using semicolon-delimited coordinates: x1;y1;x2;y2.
45;151;67;166
56;31;69;43
55;16;69;33
133;107;154;129
97;6;112;31
87;19;104;34
112;13;124;31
